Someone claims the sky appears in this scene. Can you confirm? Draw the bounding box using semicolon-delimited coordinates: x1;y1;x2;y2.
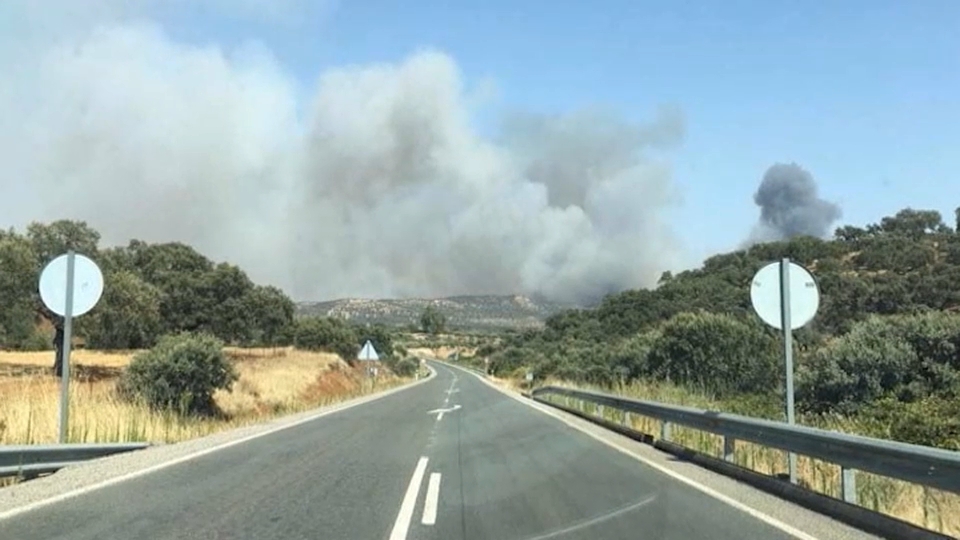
1;0;958;302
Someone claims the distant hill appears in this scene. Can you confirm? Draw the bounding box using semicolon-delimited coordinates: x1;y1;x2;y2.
295;295;572;331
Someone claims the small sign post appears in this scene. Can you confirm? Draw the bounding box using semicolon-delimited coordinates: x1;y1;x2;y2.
358;340;380;390
750;258;820;485
38;251;104;443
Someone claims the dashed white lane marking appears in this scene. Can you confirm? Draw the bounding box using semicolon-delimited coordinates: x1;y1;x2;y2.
421;473;441;525
388;457;429;540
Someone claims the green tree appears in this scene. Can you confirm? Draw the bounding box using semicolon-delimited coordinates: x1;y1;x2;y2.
0;232;40;348
26;221;102;375
874;208;947;238
419;305;447;334
80;271;163;350
200;263;257;344
244;285;296;347
293;317;360;360
358;324;395;359
26;220;101;267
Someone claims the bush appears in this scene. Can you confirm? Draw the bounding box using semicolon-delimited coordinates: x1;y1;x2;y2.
798;312;960;414
293;317;359;360
118;332;237;416
857;395;960;450
392;358;418;377
609;329;661;382
644;311;779;397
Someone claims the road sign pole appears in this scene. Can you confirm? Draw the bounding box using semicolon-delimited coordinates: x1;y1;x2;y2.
58;250;76;444
779;257;797;485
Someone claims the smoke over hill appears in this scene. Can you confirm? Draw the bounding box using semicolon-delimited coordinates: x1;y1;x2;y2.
0;1;686;305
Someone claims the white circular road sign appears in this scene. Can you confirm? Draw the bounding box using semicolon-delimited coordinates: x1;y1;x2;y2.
750;261;820;330
39;253;104;317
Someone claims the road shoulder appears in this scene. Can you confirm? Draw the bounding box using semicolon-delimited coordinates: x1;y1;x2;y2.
443;363;881;540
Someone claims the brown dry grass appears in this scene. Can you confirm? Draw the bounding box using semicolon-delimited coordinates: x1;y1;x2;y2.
533;378;960;537
0;347;407;448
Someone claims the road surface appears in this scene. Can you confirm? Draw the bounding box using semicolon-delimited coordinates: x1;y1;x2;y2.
0;362;875;540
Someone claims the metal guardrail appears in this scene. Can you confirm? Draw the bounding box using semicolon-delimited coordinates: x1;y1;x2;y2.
0;442;150;479
531;386;960;504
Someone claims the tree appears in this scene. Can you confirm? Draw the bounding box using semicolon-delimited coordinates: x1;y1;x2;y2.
244;285;296;347
80;271;163;350
358;324;395;359
420;305;447;335
26;220;101;267
201;263;257;344
25;221;101;375
293;317;359;360
0;232;40;348
875;208;947;238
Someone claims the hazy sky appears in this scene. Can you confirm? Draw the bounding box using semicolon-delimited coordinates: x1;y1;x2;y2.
1;0;957;302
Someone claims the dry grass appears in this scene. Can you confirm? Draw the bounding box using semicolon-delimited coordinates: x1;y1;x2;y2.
532;378;960;537
0;347;408;448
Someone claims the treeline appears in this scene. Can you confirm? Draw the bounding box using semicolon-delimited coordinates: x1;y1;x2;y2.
481;207;960;448
0;220;411;373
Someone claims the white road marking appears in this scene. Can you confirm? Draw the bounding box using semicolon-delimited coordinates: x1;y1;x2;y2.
522;494;656;540
427;404;461;422
443;361;823;540
421;473;441;525
388;457;430;540
0;367;437;522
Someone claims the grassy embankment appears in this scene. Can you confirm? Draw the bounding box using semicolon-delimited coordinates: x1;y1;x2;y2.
0;347;408;448
522;376;960;537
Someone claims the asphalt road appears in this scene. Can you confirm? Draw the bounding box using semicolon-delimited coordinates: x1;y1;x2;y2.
0;362;857;540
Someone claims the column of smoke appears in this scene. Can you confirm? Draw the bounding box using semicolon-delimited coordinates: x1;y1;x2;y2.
0;1;686;305
746;163;842;245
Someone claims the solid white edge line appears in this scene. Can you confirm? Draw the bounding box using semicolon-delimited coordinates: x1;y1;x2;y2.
0;366;437;522
389;457;430;540
437;361;822;540
422;472;441;525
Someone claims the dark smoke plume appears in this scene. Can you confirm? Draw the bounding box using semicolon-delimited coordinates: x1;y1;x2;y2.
747;162;842;244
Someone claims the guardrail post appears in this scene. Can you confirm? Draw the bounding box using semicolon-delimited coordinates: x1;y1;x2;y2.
660;421;671;442
841;467;857;504
622;411;630;427
723;436;736;462
597;405;605;418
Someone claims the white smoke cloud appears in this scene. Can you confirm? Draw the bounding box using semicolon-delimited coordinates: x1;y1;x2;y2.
0;1;686;305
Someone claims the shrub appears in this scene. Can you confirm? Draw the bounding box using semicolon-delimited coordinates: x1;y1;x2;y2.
392;358;418;377
798;311;960;414
293;317;359;360
118;332;237;416
644;311;779;397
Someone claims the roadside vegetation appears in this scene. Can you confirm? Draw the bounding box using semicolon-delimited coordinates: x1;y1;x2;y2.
0;221;418;454
464;206;960;536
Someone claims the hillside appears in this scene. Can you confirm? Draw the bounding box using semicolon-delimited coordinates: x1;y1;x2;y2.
479;207;960;449
296;295;571;331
